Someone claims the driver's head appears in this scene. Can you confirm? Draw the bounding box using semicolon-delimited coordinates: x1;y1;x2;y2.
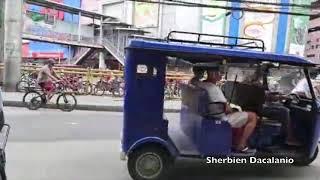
206;67;222;83
309;70;319;79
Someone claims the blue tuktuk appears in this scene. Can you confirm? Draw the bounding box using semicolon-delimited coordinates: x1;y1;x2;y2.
121;31;320;180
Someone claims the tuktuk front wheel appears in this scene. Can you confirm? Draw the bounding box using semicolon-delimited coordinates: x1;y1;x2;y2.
128;146;173;180
293;146;318;166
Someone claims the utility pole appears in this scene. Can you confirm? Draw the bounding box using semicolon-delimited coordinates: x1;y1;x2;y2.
0;0;5;85
99;16;106;69
3;0;22;91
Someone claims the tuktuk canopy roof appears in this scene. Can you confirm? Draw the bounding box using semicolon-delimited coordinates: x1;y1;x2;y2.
127;39;315;66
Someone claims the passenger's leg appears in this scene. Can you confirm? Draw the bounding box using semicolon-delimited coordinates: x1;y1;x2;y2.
237;112;257;150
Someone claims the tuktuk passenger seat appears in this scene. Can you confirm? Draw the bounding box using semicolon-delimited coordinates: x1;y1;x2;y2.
181;84;232;156
222;81;265;115
222;81;282;147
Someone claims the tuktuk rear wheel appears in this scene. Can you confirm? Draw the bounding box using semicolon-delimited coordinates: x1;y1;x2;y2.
128;146;173;180
293;146;318;166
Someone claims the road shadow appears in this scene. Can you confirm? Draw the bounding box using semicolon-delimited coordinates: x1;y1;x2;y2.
169;158;320;180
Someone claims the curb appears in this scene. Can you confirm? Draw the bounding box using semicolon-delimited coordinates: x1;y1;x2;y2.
3;101;181;113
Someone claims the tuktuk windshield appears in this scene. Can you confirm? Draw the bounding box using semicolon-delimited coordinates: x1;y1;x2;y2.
225;64;318;99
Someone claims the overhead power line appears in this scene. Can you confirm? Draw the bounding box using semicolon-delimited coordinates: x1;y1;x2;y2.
129;0;315;16
208;0;312;9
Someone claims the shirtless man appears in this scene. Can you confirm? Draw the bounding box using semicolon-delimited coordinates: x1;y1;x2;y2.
37;59;60;101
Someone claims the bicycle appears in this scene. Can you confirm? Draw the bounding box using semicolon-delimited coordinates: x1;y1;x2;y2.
16;71;39;92
22;81;77;112
93;76;113;96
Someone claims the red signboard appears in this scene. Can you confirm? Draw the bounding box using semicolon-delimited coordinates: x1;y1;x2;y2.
32;52;64;59
22;43;30;58
40;0;65;20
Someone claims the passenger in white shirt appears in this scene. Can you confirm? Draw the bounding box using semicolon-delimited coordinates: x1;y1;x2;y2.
197;68;257;154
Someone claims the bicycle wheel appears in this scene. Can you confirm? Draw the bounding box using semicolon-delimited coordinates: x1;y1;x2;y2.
23;91;45;110
16;81;28;92
93;84;105;96
56;93;77;112
78;82;91;95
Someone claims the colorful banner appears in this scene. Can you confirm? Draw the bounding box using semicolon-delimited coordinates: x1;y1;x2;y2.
134;2;159;28
27;0;64;21
241;0;278;51
288;0;312;56
201;0;227;43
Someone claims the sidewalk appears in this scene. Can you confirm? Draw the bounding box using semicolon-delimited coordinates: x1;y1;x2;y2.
2;92;181;112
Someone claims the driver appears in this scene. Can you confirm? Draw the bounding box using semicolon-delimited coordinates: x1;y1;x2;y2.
197;67;257;154
291;70;319;98
243;66;302;146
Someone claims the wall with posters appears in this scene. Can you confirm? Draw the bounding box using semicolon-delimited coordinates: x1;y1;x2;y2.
134;2;159;28
201;0;227;43
288;0;312;56
241;10;277;51
98;0;311;57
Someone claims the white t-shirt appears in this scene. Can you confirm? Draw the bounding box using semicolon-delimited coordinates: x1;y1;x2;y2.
291;78;311;98
197;81;227;103
196;81;249;127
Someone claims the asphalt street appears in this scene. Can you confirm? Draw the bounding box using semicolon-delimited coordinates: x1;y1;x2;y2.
4;107;320;180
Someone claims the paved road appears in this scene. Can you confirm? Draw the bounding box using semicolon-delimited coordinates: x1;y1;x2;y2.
4;107;320;180
3;92;181;110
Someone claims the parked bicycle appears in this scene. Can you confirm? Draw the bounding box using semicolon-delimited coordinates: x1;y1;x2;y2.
16;71;38;92
80;80;93;95
93;76;124;97
22;80;77;112
164;79;184;99
93;76;111;96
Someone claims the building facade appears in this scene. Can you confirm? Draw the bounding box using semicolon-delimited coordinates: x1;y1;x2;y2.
305;0;320;63
98;0;313;57
23;0;83;62
0;0;4;63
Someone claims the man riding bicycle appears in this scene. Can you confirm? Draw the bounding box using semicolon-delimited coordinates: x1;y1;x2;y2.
37;59;61;102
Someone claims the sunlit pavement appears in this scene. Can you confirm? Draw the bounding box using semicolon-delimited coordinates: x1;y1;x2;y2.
2;92;181;111
4;107;320;180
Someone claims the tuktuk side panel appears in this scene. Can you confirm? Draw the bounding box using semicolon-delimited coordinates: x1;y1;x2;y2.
122;49;168;152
